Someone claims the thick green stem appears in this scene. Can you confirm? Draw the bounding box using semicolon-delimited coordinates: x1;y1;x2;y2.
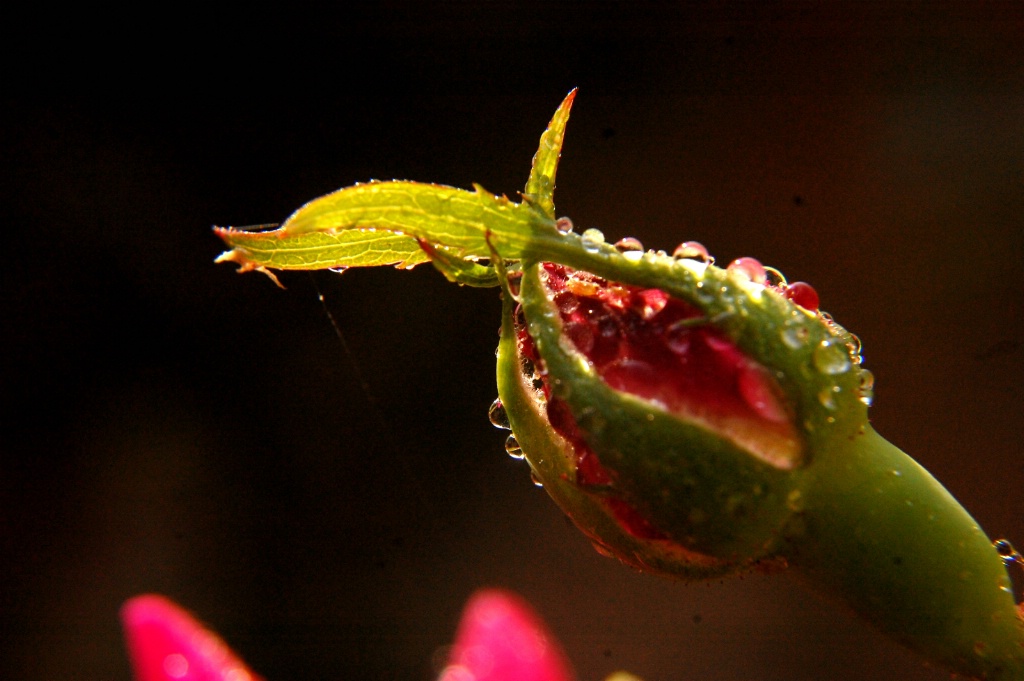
789;426;1024;678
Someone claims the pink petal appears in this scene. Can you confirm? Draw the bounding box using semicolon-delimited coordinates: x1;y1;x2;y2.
441;590;575;681
121;595;260;681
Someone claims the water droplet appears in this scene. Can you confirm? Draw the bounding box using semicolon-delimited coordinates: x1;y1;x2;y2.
846;333;863;365
581;228;605;253
780;325;810;349
591;541;616;558
554;291;580;314
672;241;712;263
858;369;875;406
817;386;838;410
994;539;1022;566
813;339;851;375
763;266;788;288
505;434;525;459
614;237;644;254
784;281;819;311
555;216;574;234
727;257;767;285
530;470;544;487
488;398;511;430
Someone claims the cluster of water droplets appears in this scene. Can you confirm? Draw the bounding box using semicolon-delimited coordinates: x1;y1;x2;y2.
714;252;874;410
994;539;1024;605
488;398;541;485
543;220;876;427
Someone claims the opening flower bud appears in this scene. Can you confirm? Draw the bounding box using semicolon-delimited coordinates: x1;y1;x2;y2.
495;258;825;577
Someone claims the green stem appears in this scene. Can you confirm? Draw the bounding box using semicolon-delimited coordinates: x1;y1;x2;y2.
790;426;1024;679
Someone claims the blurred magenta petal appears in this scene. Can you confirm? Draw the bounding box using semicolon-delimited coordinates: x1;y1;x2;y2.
440;590;575;681
121;595;260;681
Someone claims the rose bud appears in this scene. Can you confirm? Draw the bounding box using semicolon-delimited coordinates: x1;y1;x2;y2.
216;90;1024;679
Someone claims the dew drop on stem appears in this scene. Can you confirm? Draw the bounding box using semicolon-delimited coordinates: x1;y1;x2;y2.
505;434;525;459
488;398;511;430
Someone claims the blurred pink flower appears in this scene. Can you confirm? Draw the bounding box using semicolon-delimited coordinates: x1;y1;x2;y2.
121;595;259;681
121;590;574;681
439;590;575;681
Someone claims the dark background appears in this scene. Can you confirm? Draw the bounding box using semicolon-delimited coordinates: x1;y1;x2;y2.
3;2;1023;680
